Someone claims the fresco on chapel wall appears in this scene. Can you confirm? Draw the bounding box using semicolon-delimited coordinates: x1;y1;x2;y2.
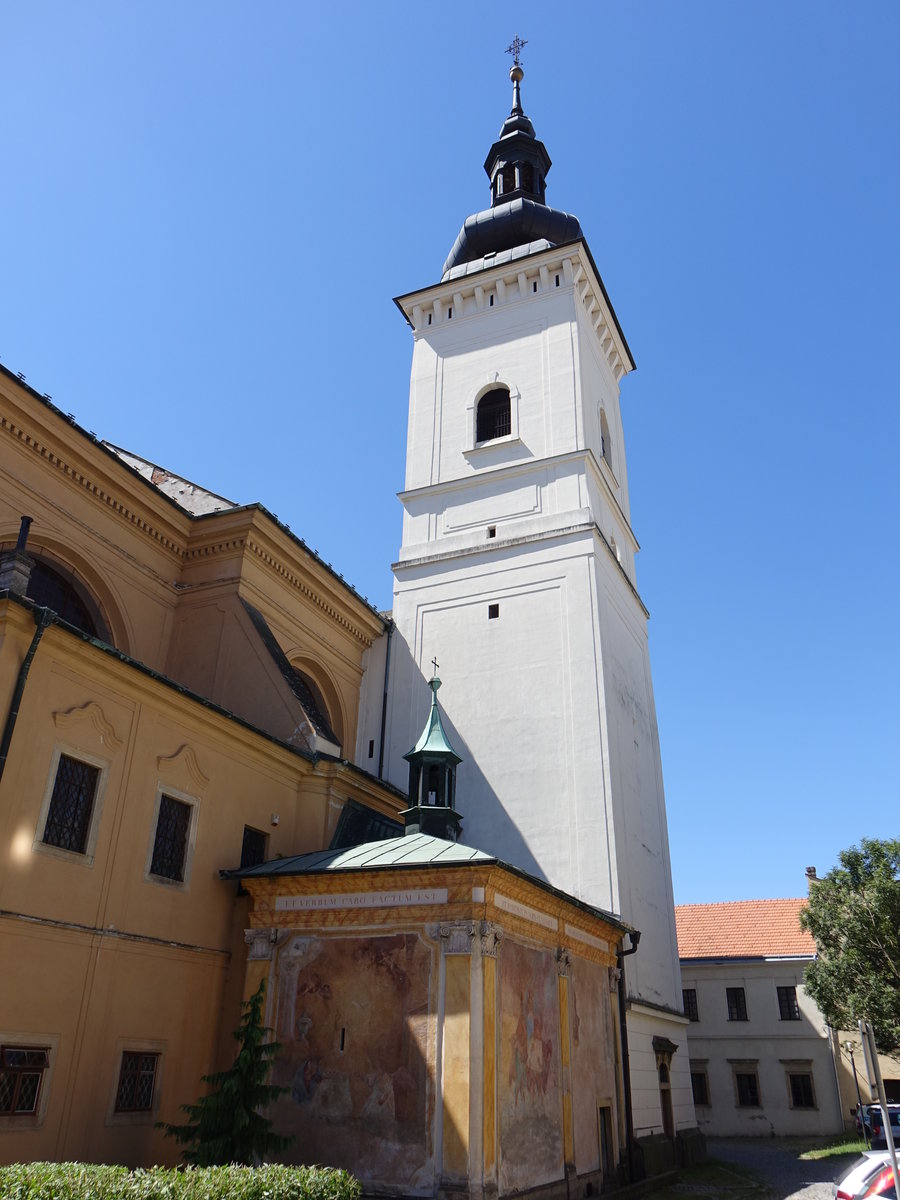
498;939;564;1193
270;932;436;1191
571;956;617;1174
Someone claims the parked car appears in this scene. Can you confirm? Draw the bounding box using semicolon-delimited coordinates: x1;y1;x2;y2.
857;1105;900;1149
835;1153;896;1200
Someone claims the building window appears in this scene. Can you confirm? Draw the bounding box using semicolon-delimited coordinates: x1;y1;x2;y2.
788;1072;815;1109
691;1070;710;1107
114;1051;159;1113
41;754;100;854
727;987;748;1021
240;826;267;870
476;388;511;443
777;985;801;1020
735;1071;760;1107
149;794;192;882
0;1046;49;1115
488;603;500;620
683;988;699;1022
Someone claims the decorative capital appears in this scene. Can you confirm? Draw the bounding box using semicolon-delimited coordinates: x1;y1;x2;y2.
479;920;503;958
440;920;476;955
244;927;277;961
608;966;622;993
556;947;572;977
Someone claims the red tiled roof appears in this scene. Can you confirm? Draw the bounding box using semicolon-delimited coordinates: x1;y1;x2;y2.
675;898;815;960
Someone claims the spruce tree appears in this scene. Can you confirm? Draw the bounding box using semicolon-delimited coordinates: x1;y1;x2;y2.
160;978;293;1165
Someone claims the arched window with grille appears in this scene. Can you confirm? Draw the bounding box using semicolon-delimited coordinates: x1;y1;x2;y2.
476;387;511;443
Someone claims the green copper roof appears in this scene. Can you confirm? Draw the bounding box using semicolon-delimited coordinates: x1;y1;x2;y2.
404;677;462;764
224;832;494;878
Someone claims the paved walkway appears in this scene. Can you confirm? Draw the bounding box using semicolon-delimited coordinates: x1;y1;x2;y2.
706;1138;860;1200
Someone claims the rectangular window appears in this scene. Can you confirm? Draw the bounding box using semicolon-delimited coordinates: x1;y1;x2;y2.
115;1051;159;1112
0;1046;49;1115
777;985;801;1020
488;603;500;619
727;987;748;1021
690;1070;710;1107
683;988;699;1022
150;795;192;881
240;826;267;870
735;1071;760;1107
788;1072;815;1109
42;755;100;854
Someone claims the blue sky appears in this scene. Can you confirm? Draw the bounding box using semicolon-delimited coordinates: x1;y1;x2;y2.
2;2;898;905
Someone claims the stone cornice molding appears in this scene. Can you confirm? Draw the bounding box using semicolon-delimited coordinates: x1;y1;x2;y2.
0;410;187;559
396;242;633;382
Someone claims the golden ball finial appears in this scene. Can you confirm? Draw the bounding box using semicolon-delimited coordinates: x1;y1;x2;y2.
509;64;524;84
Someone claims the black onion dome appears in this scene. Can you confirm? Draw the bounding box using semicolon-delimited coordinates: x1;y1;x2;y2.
442;64;583;278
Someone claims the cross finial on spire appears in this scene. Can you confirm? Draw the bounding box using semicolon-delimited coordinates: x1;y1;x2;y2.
431;656;440;675
505;34;528;68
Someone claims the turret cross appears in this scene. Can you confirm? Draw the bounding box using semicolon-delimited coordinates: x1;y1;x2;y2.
505;35;528;67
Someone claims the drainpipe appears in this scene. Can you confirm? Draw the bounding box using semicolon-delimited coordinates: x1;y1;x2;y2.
617;930;641;1183
0;604;53;785
377;620;394;779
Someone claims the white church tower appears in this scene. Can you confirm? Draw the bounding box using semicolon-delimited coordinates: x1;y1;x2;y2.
361;52;695;1151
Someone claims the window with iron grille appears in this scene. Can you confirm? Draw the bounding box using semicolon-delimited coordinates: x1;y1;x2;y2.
42;755;100;854
240;826;267;870
789;1072;815;1108
683;988;699;1022
690;1070;710;1107
726;987;748;1021
777;985;801;1020
115;1051;159;1112
735;1071;760;1107
150;795;192;881
476;388;511;442
0;1046;49;1115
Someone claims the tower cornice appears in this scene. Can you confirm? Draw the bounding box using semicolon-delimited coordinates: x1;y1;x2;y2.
394;239;635;382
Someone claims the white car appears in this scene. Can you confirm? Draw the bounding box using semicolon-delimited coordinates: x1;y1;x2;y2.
835;1153;898;1200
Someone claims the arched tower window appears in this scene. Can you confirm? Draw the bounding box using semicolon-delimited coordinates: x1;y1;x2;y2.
600;409;612;468
519;162;534;192
476;387;511;443
501;163;516;196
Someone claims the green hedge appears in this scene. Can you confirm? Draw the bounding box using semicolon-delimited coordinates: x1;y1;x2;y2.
0;1162;362;1200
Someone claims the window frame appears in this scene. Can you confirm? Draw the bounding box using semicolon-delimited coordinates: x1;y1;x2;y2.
731;1062;761;1108
106;1039;166;1127
690;1068;711;1108
683;987;699;1022
0;1032;57;1130
33;744;109;866
777;984;801;1021
726;986;748;1022
144;786;199;889
466;382;521;453
787;1070;816;1110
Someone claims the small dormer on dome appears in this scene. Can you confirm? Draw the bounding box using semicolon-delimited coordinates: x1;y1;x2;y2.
402;675;463;842
442;50;582;280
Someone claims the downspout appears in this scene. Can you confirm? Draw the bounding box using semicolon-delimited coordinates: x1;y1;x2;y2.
0;604;52;785
617;930;641;1183
377;619;394;779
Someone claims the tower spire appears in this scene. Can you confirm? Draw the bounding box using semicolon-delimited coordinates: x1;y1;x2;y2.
505;34;528;115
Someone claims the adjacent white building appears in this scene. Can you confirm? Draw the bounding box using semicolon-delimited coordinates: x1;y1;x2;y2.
676;898;845;1137
357;61;696;1159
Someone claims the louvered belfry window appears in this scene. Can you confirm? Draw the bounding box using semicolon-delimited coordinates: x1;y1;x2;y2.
476;388;511;442
42;755;100;854
150;795;191;881
115;1052;159;1112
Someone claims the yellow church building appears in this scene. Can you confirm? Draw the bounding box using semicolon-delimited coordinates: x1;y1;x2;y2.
0;361;405;1167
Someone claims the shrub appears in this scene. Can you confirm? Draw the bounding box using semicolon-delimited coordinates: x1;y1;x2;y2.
0;1161;362;1200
